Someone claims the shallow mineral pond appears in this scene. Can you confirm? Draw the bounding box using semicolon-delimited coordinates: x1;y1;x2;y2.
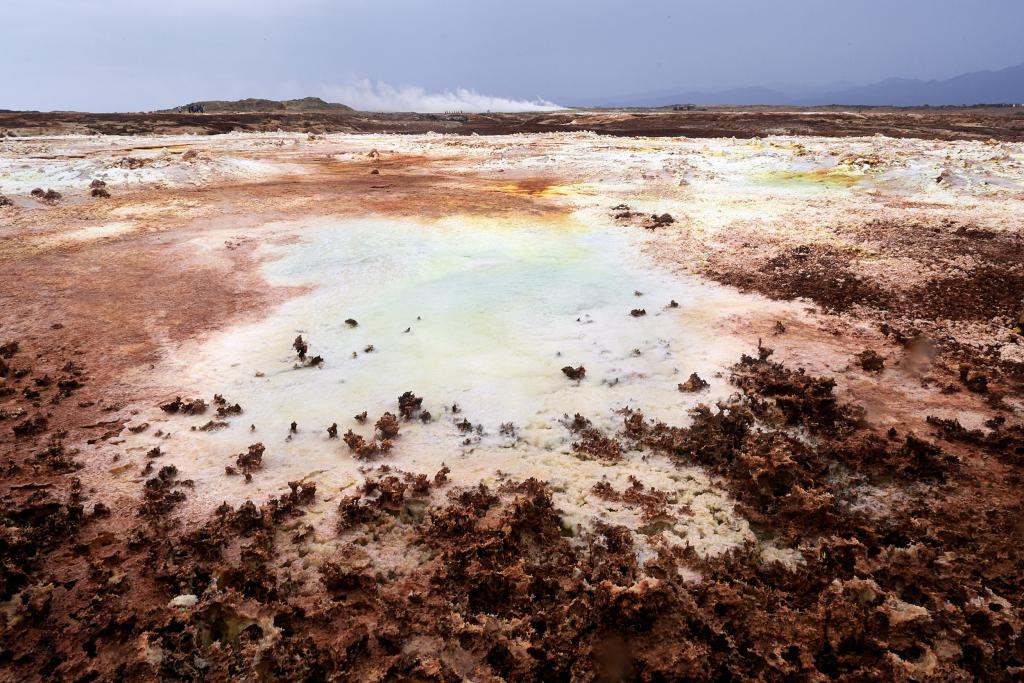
106;214;796;558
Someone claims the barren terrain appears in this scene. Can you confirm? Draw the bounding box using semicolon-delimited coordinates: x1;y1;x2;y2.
1;111;1023;680
4;106;1024;141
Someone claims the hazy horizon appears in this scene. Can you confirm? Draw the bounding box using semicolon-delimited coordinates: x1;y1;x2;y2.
5;0;1024;112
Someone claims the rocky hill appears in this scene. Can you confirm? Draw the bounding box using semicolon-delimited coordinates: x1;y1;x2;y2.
164;97;354;113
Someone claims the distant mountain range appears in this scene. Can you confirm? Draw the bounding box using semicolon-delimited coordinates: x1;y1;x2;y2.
162;97;354;113
600;61;1024;107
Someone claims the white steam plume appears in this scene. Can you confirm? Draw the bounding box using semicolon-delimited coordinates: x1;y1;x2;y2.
323;79;562;113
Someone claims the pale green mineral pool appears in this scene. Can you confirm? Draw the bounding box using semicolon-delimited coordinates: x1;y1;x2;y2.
112;215;795;559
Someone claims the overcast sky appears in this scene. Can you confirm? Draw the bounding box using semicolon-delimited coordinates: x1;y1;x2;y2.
5;0;1023;111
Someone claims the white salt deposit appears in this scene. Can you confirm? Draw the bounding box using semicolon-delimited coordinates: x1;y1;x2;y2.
107;215;797;559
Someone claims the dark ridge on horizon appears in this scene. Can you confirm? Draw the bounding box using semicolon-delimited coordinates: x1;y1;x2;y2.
158;97;355;114
597;60;1024;108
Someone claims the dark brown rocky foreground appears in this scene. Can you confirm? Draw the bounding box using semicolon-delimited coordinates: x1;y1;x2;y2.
2;338;1022;680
